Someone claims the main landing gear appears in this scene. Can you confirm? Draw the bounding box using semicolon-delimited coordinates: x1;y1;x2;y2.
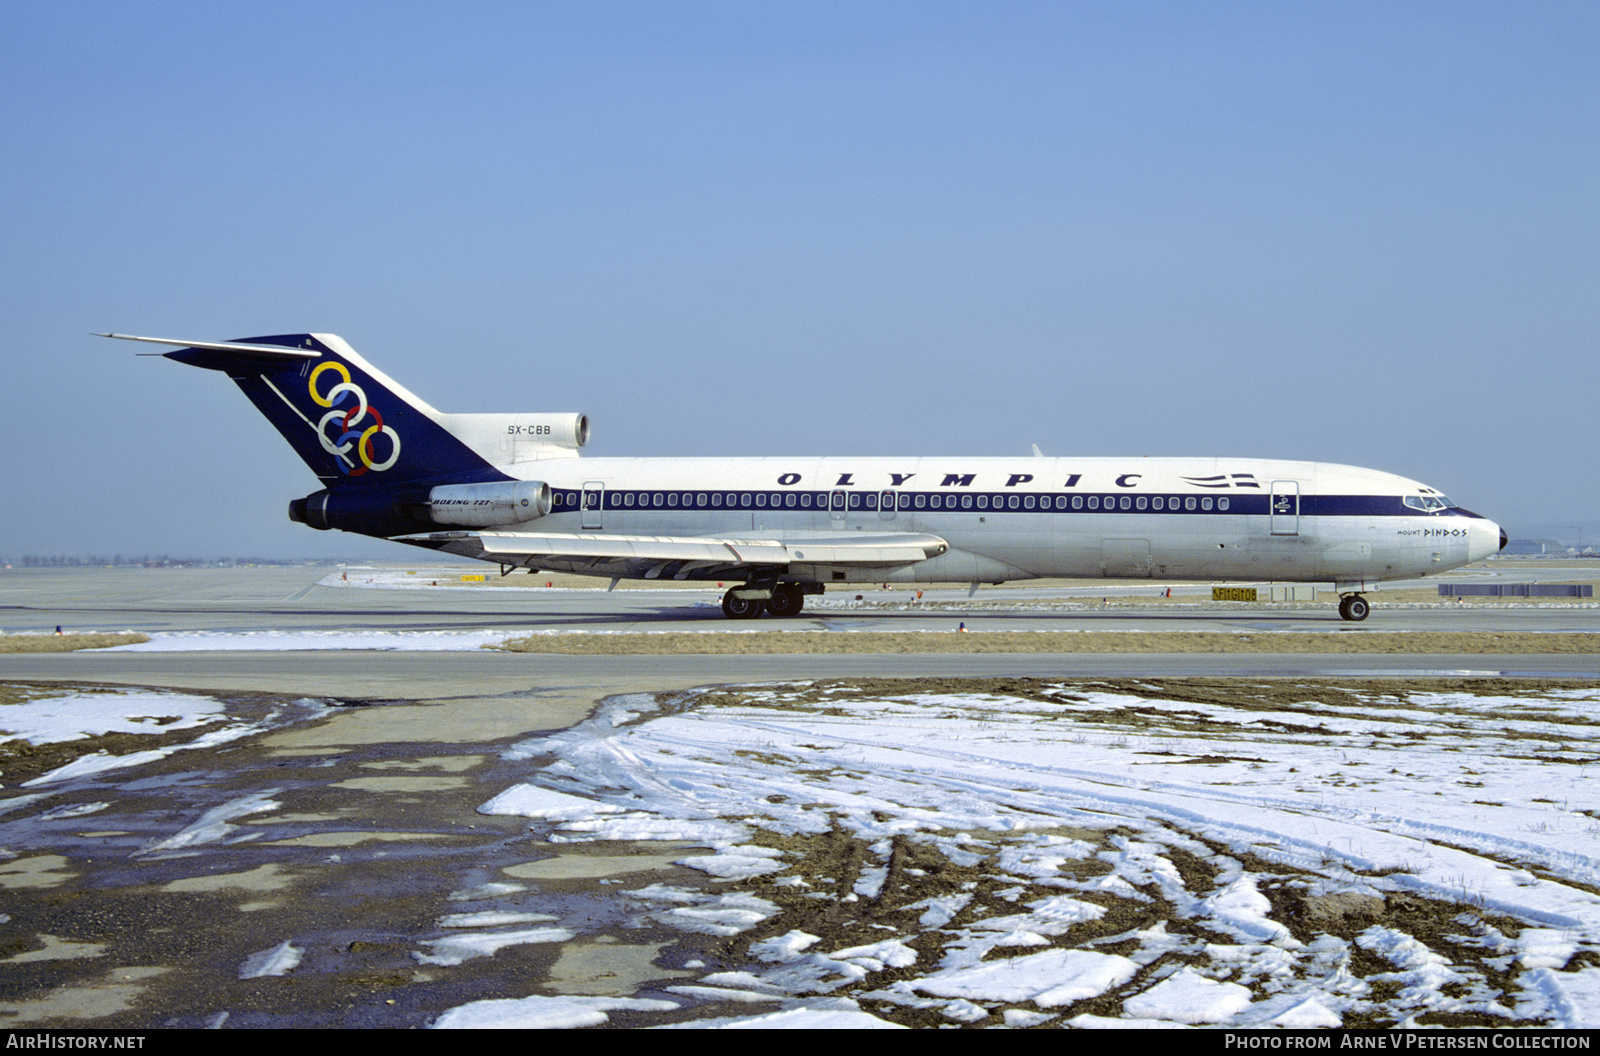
764;583;806;618
1337;594;1371;622
721;583;810;620
721;591;765;619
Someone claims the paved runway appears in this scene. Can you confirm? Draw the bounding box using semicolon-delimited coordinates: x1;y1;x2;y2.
4;563;1599;687
8;648;1600;691
5;561;1599;632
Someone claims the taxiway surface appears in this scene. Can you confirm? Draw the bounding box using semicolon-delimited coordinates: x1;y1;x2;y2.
5;561;1600;637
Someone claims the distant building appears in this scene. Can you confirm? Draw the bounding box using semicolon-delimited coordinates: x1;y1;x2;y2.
1502;539;1564;556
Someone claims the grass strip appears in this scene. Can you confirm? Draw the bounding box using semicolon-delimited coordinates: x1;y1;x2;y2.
0;633;150;653
491;631;1600;655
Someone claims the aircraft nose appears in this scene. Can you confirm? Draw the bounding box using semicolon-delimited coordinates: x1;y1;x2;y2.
1465;515;1504;563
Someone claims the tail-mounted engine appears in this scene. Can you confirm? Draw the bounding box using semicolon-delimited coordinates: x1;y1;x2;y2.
425;481;552;526
290;480;553;533
436;413;589;464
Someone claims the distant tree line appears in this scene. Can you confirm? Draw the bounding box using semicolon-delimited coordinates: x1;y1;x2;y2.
5;555;311;567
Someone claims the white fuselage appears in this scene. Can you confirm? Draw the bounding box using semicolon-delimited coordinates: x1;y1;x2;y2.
106;330;1504;619
501;454;1502;588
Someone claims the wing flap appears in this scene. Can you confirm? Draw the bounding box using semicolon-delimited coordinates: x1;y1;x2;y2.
480;532;789;565
399;530;948;580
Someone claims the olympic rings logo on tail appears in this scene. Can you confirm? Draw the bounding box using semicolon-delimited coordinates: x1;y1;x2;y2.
308;362;401;475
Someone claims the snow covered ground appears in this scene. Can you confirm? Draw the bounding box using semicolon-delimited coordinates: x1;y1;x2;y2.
6;676;1600;1027
457;679;1600;1027
0;688;310;787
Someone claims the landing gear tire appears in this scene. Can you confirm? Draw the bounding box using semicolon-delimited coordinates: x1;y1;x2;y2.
764;583;805;619
721;590;766;620
1338;595;1370;622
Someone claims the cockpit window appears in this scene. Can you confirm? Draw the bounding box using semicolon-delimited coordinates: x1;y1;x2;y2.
1404;494;1455;512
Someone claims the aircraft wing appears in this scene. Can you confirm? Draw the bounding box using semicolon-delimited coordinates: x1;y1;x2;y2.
399;530;949;581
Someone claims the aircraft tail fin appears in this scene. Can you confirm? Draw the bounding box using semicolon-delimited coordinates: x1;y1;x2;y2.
101;332;499;488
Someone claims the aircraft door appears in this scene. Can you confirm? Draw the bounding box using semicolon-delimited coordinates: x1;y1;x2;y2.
880;490;897;521
1102;538;1153;578
1270;481;1299;536
830;489;848;524
582;481;605;530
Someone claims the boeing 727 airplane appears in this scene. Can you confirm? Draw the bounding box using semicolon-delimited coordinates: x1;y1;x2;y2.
101;331;1506;621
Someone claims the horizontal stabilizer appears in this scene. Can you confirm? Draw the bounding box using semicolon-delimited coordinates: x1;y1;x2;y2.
95;333;321;361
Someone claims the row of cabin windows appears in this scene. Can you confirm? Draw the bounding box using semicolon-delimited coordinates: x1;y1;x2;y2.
555;491;1233;513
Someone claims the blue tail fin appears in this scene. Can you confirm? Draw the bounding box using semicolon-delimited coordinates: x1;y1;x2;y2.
106;332;500;488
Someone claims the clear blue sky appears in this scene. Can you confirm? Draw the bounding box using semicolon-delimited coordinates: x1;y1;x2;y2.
3;1;1595;558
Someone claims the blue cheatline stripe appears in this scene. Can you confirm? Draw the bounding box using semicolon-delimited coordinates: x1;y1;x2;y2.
541;489;1482;519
